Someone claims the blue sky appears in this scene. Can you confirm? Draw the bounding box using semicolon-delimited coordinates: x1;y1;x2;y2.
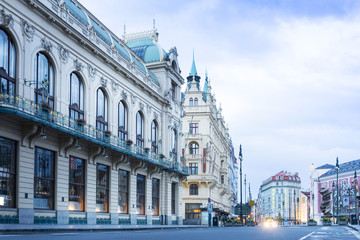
82;0;360;201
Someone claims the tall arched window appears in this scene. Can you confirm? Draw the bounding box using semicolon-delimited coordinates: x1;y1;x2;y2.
118;101;128;140
69;72;84;120
136;111;144;147
189;98;193;106
96;88;108;131
189;184;198;195
189;142;199;155
151;120;158;153
34;52;54;108
194;98;198;106
171;129;177;161
0;29;16;95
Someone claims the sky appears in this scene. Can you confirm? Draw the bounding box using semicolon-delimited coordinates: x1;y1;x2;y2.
80;0;360;200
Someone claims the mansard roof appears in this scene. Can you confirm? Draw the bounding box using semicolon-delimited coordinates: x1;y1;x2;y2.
55;0;160;86
320;159;360;177
126;37;167;63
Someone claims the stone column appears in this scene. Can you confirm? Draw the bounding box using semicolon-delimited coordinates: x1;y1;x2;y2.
146;177;152;225
86;163;96;224
110;168;119;224
177;180;183;225
129;173;137;225
56;155;69;224
18;145;35;224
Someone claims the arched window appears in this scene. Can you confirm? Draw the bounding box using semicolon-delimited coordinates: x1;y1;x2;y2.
221;160;224;169
189;142;199;155
0;29;16;95
171;129;177;161
118;101;128;140
136;111;144;147
151;120;158;153
96;88;108;131
34;52;54;108
189;184;198;195
69;72;84;120
189;98;193;106
194;98;198;106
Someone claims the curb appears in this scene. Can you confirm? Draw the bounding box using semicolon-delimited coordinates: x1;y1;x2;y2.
348;225;359;232
0;225;207;233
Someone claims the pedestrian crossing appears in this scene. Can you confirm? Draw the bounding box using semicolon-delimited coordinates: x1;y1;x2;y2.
298;227;360;240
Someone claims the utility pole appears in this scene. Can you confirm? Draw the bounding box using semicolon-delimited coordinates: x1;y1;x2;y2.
239;145;243;225
245;174;247;203
336;157;340;223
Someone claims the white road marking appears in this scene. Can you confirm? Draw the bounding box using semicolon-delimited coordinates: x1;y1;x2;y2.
348;228;360;239
51;233;78;236
0;235;22;237
298;231;314;240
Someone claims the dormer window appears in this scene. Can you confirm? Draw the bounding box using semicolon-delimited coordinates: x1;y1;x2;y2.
194;98;198;106
189;98;193;106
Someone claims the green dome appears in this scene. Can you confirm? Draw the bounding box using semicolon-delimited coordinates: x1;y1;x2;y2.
126;38;166;63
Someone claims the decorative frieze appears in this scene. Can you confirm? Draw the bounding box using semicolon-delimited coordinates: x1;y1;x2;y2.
20;19;35;41
58;44;69;63
41;37;52;53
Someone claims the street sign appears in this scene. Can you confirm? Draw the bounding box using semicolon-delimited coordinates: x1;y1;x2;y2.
208;203;213;212
249;200;254;206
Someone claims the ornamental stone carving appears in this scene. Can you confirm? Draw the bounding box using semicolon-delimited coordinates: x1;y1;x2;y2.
154;112;159;121
100;76;107;88
139;102;144;112
21;19;35;41
58;44;69;63
87;64;97;79
147;104;152;115
41;37;52;53
121;90;128;100
0;9;13;28
74;59;83;72
111;79;120;94
130;93;137;105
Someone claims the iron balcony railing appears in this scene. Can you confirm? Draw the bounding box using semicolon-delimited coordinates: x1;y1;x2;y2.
0;93;189;175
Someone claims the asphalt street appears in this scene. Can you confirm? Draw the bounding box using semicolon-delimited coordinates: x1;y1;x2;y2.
0;226;358;240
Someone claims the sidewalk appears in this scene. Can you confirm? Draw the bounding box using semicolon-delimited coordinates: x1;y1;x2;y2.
348;224;360;232
0;224;206;233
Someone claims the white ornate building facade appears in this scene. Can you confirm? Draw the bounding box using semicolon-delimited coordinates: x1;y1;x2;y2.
0;0;187;225
181;56;235;225
258;171;301;224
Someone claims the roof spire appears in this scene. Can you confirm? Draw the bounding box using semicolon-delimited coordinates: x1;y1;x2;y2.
190;49;198;76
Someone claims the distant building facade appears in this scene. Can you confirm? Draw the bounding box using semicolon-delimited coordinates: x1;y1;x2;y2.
0;0;187;225
181;56;235;225
259;171;301;223
309;160;360;224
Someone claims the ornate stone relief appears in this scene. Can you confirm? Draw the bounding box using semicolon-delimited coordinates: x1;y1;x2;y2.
87;64;97;79
20;19;35;41
130;93;137;105
74;59;83;72
121;90;128;100
41;37;52;53
153;112;159;121
139;102;144;112
58;44;69;63
0;9;13;29
100;76;107;88
168;113;173;124
111;79;120;94
147;104;152;115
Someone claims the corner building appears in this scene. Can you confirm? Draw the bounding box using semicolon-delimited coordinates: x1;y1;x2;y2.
181;56;235;225
0;0;188;225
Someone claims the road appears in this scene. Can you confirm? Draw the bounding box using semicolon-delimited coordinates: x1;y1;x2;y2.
0;226;358;240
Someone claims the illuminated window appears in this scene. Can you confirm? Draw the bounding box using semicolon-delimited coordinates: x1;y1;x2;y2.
118;170;129;214
152;178;160;215
69;156;85;211
96;164;109;213
0;137;16;208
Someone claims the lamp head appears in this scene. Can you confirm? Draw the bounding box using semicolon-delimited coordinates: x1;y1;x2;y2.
335;157;339;170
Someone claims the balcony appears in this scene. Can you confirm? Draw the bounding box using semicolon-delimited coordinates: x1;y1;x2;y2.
0;93;188;175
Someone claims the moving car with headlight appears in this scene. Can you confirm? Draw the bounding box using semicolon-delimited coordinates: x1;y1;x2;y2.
263;218;277;228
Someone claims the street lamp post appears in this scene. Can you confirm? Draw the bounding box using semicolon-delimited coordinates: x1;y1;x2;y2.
332;182;335;223
294;190;296;225
312;193;315;220
336;157;340;224
239;145;243;225
354;171;358;225
348;187;351;223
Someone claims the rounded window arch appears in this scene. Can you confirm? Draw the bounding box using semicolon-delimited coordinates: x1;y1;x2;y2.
194;98;198;106
189;184;198;195
151;120;158;153
118;100;128;140
189;98;193;106
34;52;54;108
69;72;84;120
189;142;199;155
96;88;108;131
136;111;144;147
221;160;224;168
0;28;16;95
171;60;177;71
